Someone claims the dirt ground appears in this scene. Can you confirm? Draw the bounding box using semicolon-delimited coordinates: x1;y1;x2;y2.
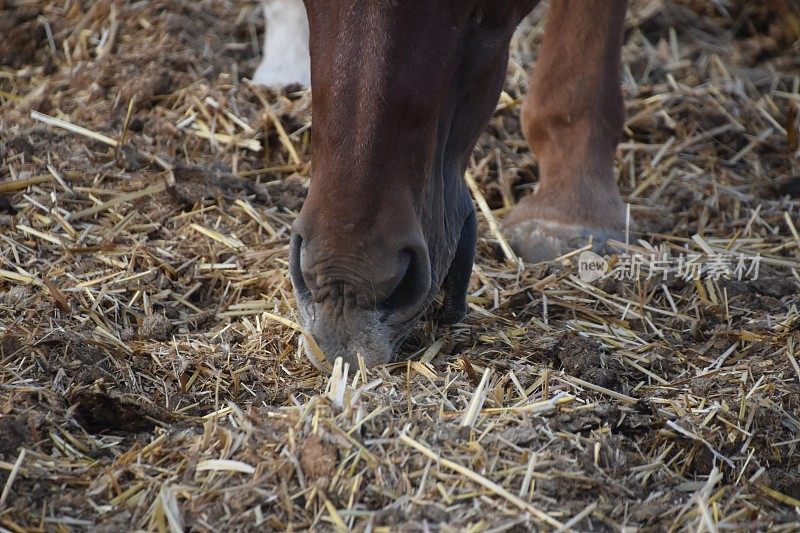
1;0;800;531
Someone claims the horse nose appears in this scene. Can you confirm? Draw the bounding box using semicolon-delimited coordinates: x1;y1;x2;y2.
373;240;431;314
289;224;431;317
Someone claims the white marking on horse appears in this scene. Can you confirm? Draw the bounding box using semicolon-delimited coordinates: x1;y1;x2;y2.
253;0;310;88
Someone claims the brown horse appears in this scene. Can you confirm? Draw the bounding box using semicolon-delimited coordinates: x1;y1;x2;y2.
267;0;629;368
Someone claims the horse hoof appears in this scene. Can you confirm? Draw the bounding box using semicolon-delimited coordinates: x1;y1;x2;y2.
504;218;624;263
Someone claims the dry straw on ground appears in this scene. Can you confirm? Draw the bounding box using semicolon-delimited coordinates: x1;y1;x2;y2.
1;0;800;530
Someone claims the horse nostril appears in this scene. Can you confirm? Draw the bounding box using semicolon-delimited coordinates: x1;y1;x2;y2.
291;224;430;317
380;245;431;315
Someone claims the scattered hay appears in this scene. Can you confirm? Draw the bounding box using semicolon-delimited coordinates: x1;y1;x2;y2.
1;0;799;530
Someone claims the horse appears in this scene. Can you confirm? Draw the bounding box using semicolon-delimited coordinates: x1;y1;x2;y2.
254;0;628;369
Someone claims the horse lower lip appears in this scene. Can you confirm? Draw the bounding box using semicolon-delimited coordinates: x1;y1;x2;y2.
293;283;420;367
